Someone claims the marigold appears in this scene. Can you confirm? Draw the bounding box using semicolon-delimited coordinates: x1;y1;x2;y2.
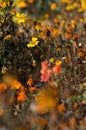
37;117;46;126
65;32;73;39
69;117;77;128
78;51;84;57
61;20;66;27
35;88;58;114
0;108;4;116
57;104;66;113
28;0;34;4
11;80;22;90
27;77;34;86
17;91;27;102
0;83;7;93
29;86;38;93
73;102;78;110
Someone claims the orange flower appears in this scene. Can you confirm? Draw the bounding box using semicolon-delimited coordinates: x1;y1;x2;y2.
69;117;76;128
37;117;46;126
0;108;4;116
27;77;34;86
17;1;27;8
29;86;38;93
17;91;27;102
67;24;73;32
73;102;78;110
57;104;65;113
28;0;34;4
78;51;84;57
19;85;26;91
73;33;79;40
59;121;68;130
52;65;61;75
35;88;58;114
49;81;56;88
3;73;16;86
11;80;22;90
65;32;73;39
62;56;69;63
0;83;7;93
61;20;66;27
32;60;37;67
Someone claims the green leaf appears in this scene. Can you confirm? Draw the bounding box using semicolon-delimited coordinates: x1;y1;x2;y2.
55;79;60;88
82;92;86;99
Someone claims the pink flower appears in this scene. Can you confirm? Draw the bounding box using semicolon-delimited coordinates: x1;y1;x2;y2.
40;69;48;75
41;75;50;82
41;60;48;69
47;69;52;77
40;60;61;82
41;69;52;82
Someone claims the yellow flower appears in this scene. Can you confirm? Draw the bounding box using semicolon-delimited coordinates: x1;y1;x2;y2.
57;29;62;35
4;34;11;40
15;12;27;24
35;25;41;31
11;10;17;15
0;0;11;8
61;0;71;3
27;37;39;48
82;82;86;87
50;3;57;10
66;5;73;11
78;0;86;12
71;19;76;28
55;60;62;66
61;20;66;27
17;1;27;8
81;0;86;10
49;57;55;63
1;2;6;8
1;66;8;74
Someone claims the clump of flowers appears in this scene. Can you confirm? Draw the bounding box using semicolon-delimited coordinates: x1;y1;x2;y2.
40;60;61;82
40;60;52;82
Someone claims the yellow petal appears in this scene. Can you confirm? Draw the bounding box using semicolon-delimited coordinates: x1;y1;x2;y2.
32;37;38;42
